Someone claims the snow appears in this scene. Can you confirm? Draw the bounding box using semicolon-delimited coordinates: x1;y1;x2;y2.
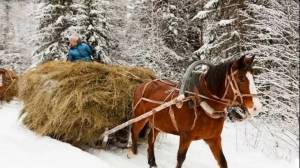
0;101;297;168
192;10;212;21
0;2;298;167
218;19;236;26
204;0;219;9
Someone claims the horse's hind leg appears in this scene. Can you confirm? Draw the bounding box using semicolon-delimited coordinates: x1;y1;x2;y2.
128;119;148;158
147;129;159;168
204;137;227;168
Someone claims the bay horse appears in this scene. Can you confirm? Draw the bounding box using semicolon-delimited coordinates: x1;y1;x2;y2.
0;68;17;102
128;55;262;168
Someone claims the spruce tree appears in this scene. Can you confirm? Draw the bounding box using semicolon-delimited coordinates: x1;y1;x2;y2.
193;0;299;136
32;0;73;64
33;0;113;64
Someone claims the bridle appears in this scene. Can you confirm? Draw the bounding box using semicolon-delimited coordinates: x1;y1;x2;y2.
198;66;258;118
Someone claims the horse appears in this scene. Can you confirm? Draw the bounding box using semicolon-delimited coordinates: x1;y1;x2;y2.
0;68;17;102
128;55;262;168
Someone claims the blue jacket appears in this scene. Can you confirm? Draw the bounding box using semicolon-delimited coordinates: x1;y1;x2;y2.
67;43;92;62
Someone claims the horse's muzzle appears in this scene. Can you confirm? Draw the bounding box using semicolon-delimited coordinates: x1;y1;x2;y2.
227;105;249;122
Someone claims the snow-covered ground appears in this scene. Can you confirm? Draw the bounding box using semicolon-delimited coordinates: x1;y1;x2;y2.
0;101;298;168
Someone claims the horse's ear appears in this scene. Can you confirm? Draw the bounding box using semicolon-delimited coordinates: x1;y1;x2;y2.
233;55;254;70
244;55;255;66
232;55;245;70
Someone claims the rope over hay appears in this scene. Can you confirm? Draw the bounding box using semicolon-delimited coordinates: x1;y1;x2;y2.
18;61;155;148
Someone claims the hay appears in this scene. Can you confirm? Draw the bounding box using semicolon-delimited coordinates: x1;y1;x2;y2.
19;61;155;147
0;68;18;102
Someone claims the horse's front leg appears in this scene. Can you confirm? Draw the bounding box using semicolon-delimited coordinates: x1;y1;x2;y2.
204;137;227;168
148;129;159;168
176;135;192;168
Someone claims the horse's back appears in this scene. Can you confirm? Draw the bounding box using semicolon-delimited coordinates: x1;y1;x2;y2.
133;79;225;138
134;79;177;103
132;79;184;133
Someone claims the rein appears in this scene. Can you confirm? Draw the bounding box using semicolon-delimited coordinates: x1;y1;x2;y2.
212;67;258;106
100;70;259;138
186;67;258;119
130;68;259;133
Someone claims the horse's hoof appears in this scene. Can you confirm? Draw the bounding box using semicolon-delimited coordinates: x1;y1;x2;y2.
127;149;135;159
149;166;157;168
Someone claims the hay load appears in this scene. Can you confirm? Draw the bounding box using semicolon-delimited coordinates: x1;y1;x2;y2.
18;61;155;147
0;68;18;102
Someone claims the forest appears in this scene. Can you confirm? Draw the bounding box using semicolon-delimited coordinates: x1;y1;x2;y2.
0;0;299;166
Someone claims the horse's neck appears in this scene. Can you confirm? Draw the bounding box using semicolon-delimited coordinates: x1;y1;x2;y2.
198;76;228;111
198;75;214;98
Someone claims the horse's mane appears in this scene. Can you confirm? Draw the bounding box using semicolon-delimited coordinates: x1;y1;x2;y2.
204;61;233;97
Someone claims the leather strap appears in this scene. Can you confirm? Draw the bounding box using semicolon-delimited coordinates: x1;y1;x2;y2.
169;106;179;132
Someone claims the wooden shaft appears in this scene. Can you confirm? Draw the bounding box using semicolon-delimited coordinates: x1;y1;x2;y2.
100;97;191;138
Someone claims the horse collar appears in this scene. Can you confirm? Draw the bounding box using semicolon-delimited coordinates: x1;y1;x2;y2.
197;68;246;119
197;75;227;119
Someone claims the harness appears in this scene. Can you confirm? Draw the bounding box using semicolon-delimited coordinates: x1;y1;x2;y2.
133;66;259;134
194;66;259;121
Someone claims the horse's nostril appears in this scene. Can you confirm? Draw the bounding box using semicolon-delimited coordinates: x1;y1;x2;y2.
254;107;257;111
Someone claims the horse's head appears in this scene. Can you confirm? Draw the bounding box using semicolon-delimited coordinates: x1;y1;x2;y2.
202;55;262;121
223;55;262;121
179;56;262;121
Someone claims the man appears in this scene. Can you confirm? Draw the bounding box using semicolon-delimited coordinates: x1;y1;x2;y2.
67;35;93;62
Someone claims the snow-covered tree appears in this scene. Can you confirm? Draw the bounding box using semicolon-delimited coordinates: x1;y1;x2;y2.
147;0;203;56
63;0;113;61
192;0;244;61
83;0;114;60
110;0;184;80
128;0;204;60
32;0;73;64
193;0;299;140
0;0;35;73
32;0;113;64
241;0;299;135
